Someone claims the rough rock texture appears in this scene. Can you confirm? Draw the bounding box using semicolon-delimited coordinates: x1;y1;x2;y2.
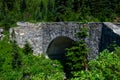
42;22;81;54
10;22;43;54
114;23;120;27
0;28;4;40
10;22;120;60
87;23;103;59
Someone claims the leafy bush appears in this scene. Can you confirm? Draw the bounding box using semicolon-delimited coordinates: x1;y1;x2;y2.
0;35;64;80
71;49;120;80
22;54;64;80
23;41;33;55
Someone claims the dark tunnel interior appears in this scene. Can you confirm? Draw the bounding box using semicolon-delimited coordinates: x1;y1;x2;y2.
46;36;75;60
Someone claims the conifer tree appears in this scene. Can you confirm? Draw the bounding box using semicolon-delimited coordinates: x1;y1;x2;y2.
11;29;21;69
65;27;89;78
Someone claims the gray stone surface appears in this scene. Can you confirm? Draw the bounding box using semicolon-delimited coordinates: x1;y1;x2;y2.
10;22;43;55
87;22;103;59
0;28;4;40
114;23;120;27
10;22;120;60
104;22;120;35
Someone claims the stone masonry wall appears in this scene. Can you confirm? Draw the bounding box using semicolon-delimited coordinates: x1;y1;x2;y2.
87;23;103;59
10;22;43;55
10;22;120;60
0;28;4;40
42;22;82;54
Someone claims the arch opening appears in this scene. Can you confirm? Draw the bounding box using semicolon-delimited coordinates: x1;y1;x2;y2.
46;36;75;60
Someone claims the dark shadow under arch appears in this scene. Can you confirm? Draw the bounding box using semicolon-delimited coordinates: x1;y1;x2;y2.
46;36;75;60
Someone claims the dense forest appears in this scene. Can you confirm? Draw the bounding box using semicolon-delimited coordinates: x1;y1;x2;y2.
0;0;120;80
0;0;120;28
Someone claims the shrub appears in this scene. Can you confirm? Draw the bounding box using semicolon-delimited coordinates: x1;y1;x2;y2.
23;41;33;55
71;49;120;80
0;34;64;80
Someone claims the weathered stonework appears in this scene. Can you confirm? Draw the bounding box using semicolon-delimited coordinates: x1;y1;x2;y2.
0;28;4;40
10;22;120;60
114;23;120;27
10;22;43;54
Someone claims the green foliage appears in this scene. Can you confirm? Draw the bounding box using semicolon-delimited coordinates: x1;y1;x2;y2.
0;34;64;80
11;41;22;69
65;28;120;80
10;29;22;69
65;27;89;78
23;41;33;55
22;55;64;80
30;72;63;80
0;0;120;28
71;49;120;80
107;41;118;51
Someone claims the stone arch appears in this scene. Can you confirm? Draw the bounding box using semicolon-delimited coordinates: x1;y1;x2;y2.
46;36;75;60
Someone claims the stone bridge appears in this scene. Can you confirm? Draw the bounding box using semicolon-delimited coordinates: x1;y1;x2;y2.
10;22;120;60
